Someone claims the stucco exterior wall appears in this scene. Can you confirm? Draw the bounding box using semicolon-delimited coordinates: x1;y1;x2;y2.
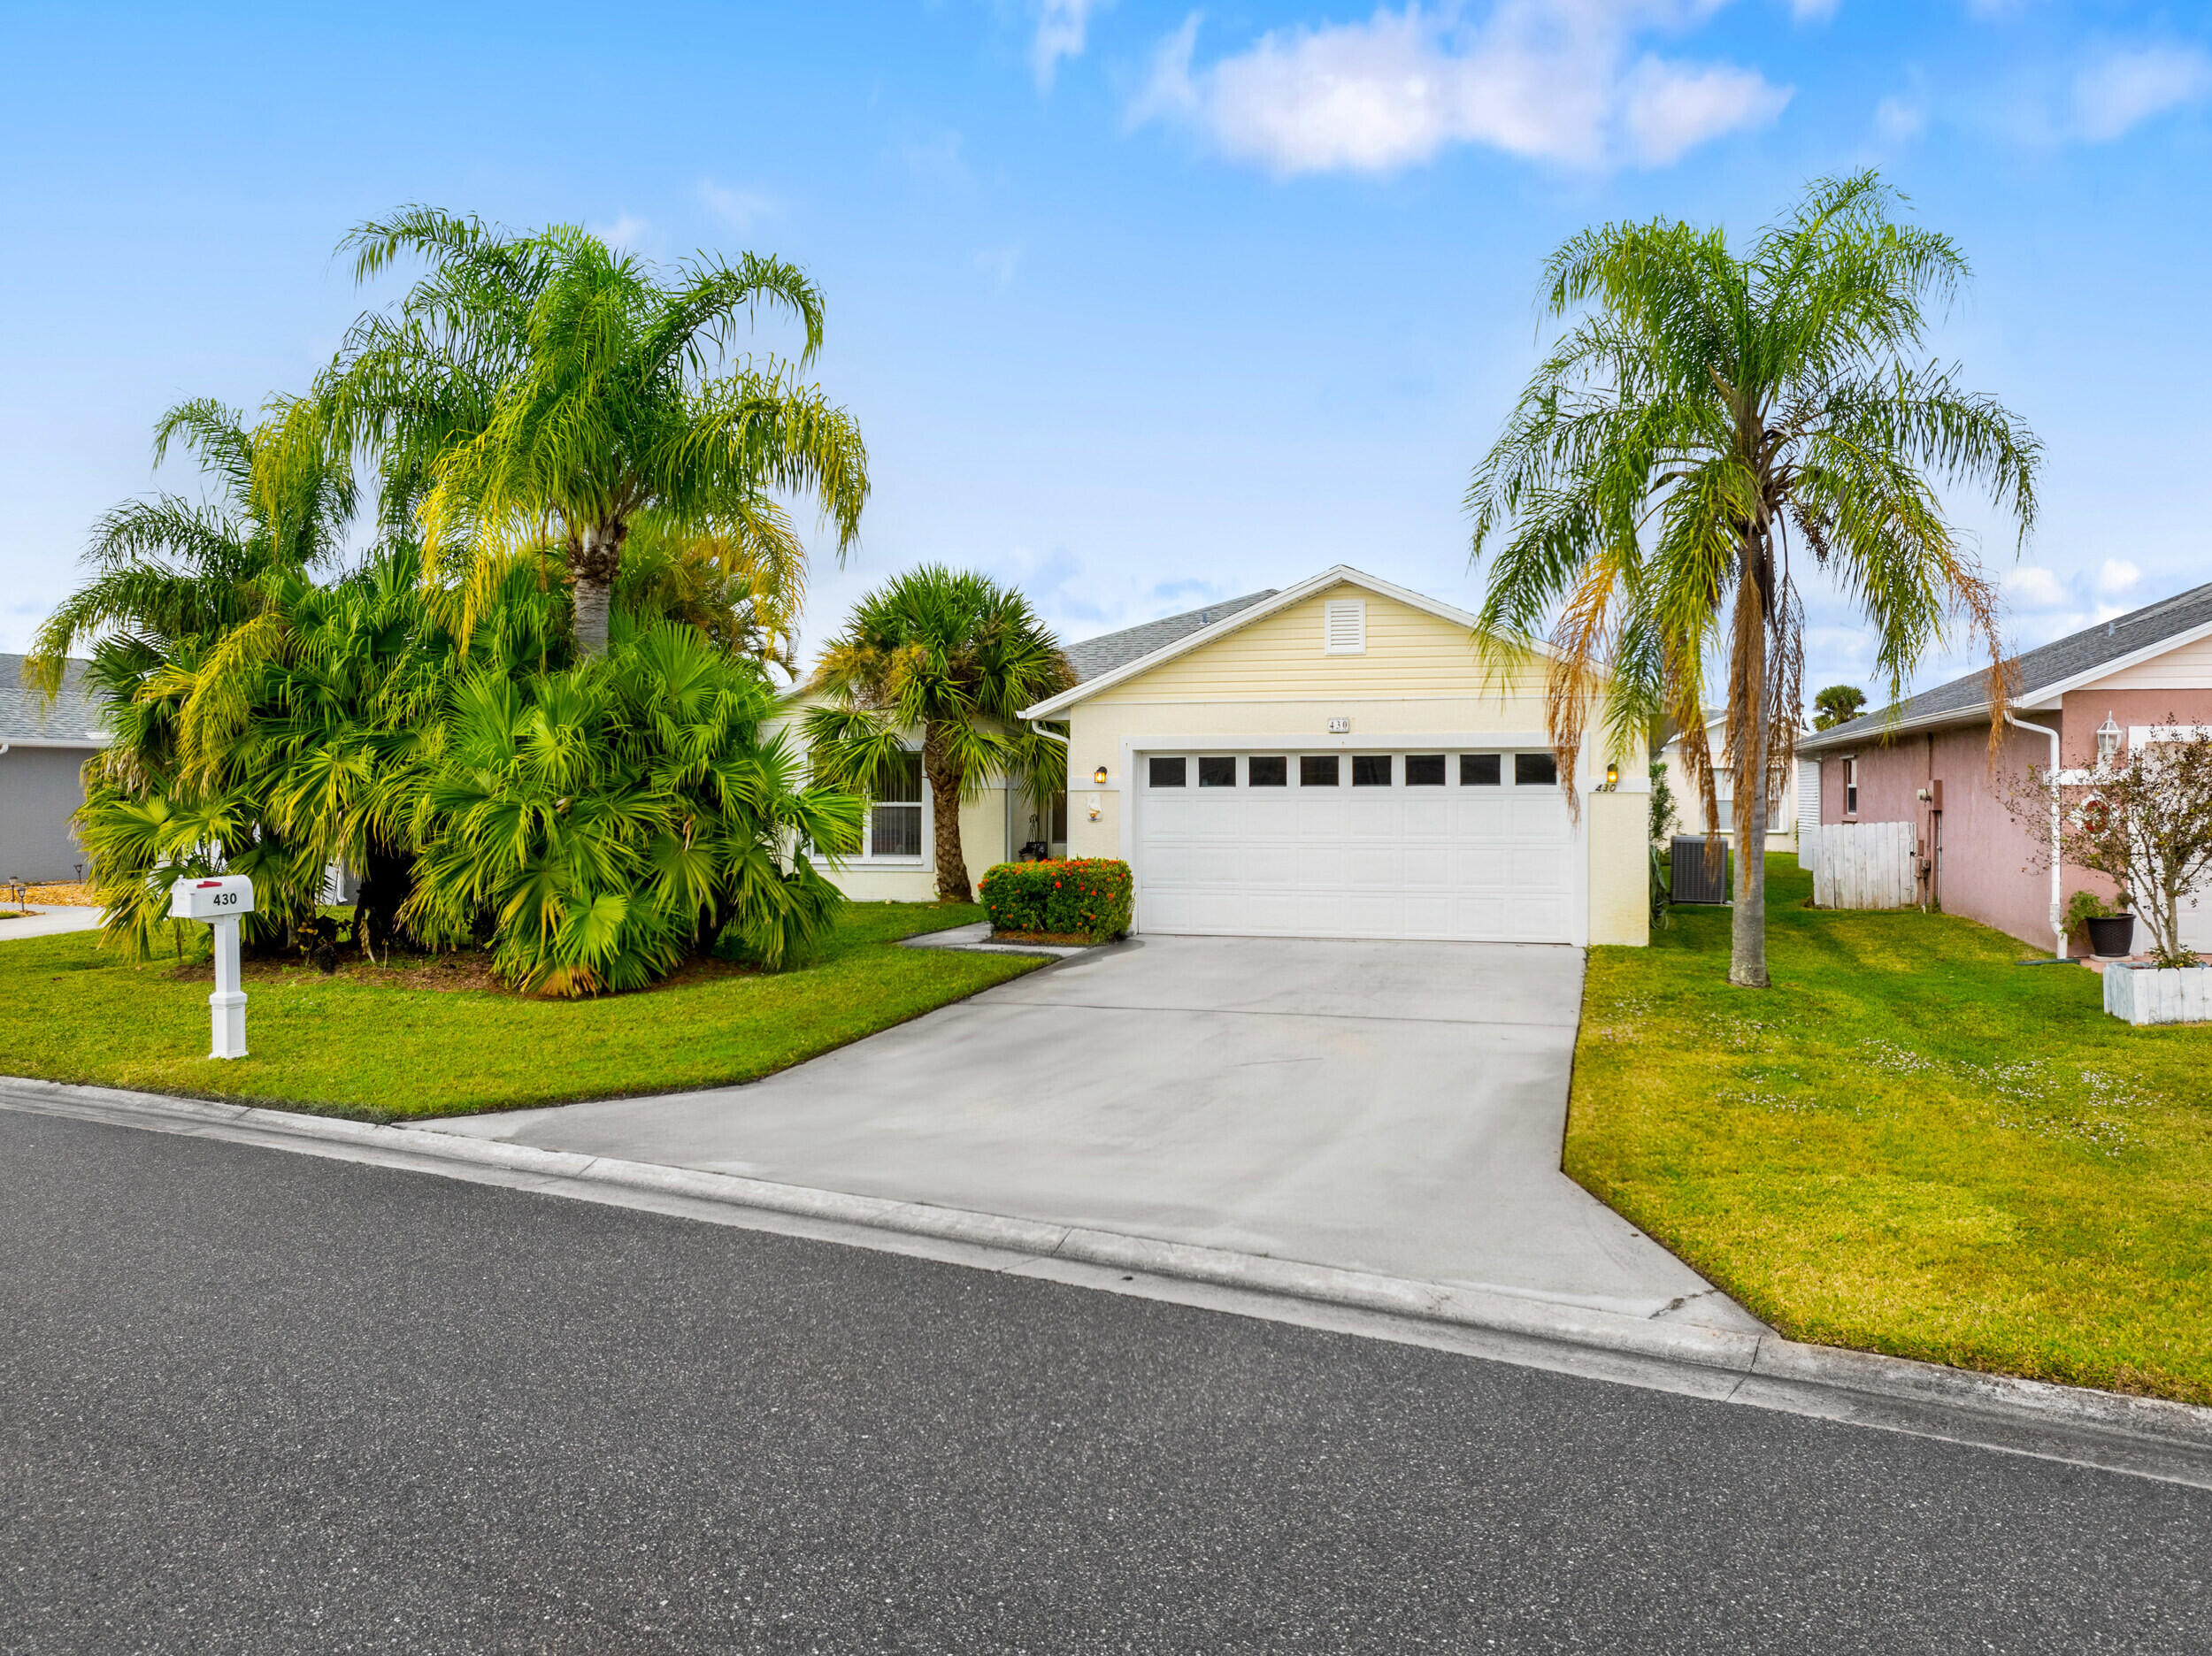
1816;722;2064;947
0;745;93;882
1586;791;1651;947
2055;687;2212;763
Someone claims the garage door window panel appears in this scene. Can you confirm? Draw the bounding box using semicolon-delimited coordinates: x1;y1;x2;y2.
1515;752;1558;786
1149;755;1187;787
1462;754;1502;786
1300;755;1340;786
1351;754;1393;786
1198;755;1236;787
1406;755;1446;786
1248;756;1287;787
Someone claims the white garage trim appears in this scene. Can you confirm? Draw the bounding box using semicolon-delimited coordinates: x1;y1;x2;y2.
1116;732;1591;946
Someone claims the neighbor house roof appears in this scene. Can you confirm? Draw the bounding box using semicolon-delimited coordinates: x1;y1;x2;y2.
1799;579;2212;754
1024;565;1508;719
1;656;107;748
1062;590;1278;685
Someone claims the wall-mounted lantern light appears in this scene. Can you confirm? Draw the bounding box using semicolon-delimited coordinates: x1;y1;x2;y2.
2096;714;2122;765
1093;763;1109;785
1604;762;1619;790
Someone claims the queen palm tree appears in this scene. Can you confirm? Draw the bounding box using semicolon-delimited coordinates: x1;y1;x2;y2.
24;395;356;697
321;208;869;656
1467;172;2039;987
803;568;1074;902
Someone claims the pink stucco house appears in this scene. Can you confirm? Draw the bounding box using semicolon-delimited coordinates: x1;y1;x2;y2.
1796;580;2212;956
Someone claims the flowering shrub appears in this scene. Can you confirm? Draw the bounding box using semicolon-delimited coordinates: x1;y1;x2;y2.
977;858;1133;944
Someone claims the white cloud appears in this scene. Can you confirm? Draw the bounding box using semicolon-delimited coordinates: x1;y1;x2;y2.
1032;0;1102;89
1130;2;1790;175
2096;557;2141;599
2003;565;2069;610
1872;92;1925;144
590;213;651;252
2070;45;2212;142
698;180;778;232
1619;53;1791;164
1787;0;1838;19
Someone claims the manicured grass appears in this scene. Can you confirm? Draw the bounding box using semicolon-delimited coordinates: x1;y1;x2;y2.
1571;855;2212;1405
0;904;1042;1121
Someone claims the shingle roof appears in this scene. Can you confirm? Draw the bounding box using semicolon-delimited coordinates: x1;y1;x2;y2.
2;655;107;747
1800;579;2212;753
1062;590;1279;684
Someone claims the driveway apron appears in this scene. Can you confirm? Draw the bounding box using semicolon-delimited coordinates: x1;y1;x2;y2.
423;935;1752;1328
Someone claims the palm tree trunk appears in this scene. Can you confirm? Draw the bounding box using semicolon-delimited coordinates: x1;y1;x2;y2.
572;522;626;657
924;721;972;902
1730;562;1772;989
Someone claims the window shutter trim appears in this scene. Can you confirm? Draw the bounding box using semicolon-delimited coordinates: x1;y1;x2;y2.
1323;598;1366;655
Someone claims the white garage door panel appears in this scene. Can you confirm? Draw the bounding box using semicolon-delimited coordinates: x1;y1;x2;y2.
1138;752;1578;943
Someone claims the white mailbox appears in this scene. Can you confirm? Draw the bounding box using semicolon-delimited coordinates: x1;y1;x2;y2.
169;874;253;1060
169;875;256;922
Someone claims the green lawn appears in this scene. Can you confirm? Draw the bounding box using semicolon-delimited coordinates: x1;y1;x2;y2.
1571;855;2212;1405
0;904;1042;1121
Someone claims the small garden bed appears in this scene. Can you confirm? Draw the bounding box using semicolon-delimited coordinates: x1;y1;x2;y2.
1573;855;2212;1405
0;903;1039;1121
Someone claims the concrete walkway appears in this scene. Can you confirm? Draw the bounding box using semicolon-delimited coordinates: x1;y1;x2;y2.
426;935;1755;1330
0;905;103;940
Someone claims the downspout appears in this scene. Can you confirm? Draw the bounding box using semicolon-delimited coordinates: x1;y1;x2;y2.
2006;710;2067;961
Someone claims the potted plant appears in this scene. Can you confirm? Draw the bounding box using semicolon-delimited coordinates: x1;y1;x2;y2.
2064;890;2134;959
2012;718;2212;1024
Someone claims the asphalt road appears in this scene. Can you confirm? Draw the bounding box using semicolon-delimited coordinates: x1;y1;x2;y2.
4;1110;2208;1654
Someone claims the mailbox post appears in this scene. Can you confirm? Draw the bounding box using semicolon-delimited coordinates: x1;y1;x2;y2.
169;874;254;1059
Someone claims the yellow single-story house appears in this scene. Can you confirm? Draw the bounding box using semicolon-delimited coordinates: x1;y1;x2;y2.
1014;566;1650;947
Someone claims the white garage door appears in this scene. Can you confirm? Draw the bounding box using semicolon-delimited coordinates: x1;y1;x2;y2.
1135;749;1578;942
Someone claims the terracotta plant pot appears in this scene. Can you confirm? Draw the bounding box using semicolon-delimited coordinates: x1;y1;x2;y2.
2085;914;2135;959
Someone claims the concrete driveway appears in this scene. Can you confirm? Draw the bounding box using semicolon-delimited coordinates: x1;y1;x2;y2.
425;935;1753;1329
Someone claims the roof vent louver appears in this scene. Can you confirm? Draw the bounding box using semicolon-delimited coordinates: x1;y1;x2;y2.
1324;598;1366;655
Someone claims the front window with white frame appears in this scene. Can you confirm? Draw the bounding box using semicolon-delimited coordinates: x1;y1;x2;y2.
866;749;925;859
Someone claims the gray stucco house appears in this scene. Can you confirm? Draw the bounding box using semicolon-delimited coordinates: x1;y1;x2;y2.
2;655;107;882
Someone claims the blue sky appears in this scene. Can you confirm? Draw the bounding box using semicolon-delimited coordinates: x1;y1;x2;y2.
4;1;2208;704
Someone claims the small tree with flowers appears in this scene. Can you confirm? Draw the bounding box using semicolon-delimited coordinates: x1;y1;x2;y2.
2007;718;2212;969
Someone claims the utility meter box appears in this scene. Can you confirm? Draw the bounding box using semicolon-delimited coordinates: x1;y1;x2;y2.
169;875;256;922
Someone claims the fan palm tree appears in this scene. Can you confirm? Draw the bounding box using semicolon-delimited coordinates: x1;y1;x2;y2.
405;623;858;992
320;207;869;656
1467;172;2039;987
803;568;1074;902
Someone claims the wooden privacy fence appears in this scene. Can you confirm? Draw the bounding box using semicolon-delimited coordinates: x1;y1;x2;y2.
1810;820;1917;910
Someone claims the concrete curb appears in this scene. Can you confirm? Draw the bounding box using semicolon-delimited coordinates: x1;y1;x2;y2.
5;1073;2210;1489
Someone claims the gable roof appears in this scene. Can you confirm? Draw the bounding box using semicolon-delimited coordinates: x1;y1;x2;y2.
1063;590;1277;684
1800;578;2212;754
1022;564;1498;719
2;656;108;748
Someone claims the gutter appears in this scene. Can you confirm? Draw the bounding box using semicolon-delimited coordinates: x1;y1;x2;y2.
2006;711;2068;961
